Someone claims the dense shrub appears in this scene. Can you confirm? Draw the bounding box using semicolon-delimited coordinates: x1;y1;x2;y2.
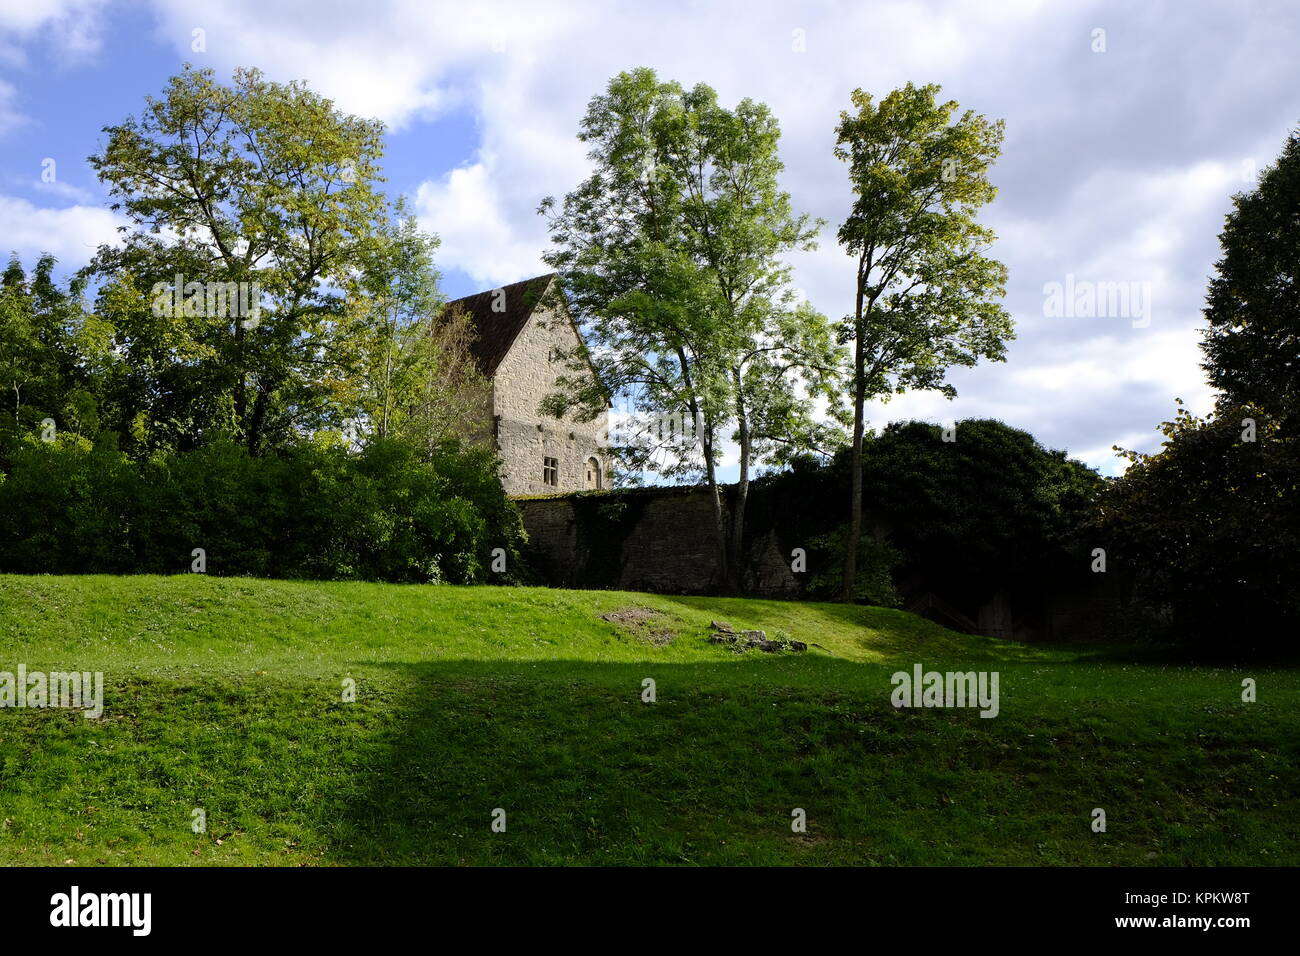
741;419;1103;631
1098;404;1300;657
805;524;901;607
856;419;1103;606
0;435;525;583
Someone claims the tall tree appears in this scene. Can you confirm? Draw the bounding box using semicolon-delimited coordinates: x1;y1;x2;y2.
668;88;843;588
1100;400;1299;654
540;68;839;588
833;83;1013;601
1202;126;1300;431
86;65;412;456
1099;126;1300;656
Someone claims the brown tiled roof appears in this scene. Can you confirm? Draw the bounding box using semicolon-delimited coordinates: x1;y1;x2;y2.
444;273;557;376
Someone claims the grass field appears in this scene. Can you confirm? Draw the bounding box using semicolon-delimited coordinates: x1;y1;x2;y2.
0;574;1296;866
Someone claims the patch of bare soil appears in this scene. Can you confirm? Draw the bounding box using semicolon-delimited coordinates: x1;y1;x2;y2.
601;607;676;645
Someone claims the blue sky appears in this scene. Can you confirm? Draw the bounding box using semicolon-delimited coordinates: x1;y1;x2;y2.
2;0;1298;478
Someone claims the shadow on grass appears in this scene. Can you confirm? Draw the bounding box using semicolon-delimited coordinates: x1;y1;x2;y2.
306;629;1300;866
319;655;926;865
314;653;1248;866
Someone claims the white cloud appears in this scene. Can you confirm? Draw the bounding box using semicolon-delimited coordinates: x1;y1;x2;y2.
0;194;124;263
144;0;575;129
414;162;549;285
0;0;108;63
31;175;95;203
6;0;1293;473
0;78;22;134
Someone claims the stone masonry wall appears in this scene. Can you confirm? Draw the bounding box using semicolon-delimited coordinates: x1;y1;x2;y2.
517;485;803;597
518;484;1126;642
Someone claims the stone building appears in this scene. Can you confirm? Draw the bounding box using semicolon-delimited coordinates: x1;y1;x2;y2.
447;273;609;496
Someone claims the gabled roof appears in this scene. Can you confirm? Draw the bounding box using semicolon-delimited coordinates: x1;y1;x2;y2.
445;273;557;377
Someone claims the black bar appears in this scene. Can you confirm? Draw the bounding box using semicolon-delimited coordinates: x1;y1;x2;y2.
1;866;1286;941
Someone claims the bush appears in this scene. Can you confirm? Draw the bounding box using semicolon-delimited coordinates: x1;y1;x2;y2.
745;418;1102;617
0;435;525;584
805;524;901;606
1098;403;1300;657
856;420;1102;605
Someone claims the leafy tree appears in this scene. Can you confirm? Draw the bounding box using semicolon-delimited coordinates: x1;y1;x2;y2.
1099;403;1299;654
337;218;488;456
540;68;840;588
833;83;1013;600
1101;127;1300;655
1202;127;1300;431
858;419;1101;606
0;254;109;448
86;65;414;456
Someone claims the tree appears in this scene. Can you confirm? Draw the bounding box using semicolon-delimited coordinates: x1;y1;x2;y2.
833;83;1013;601
859;419;1101;606
1099;402;1299;655
1201;126;1300;431
1100;126;1300;656
86;65;413;456
0;254;109;448
540;68;839;588
338;217;488;456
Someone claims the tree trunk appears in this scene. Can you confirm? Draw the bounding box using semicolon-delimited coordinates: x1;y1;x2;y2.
841;381;866;602
727;368;749;595
701;425;729;591
841;273;868;602
233;316;247;445
247;386;269;457
678;347;729;590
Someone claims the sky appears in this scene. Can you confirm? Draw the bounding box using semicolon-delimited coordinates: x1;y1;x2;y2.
1;0;1297;478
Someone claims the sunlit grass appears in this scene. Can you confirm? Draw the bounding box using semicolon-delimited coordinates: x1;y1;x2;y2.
1;574;1295;865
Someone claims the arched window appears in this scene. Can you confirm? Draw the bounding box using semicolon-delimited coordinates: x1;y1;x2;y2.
585;457;602;490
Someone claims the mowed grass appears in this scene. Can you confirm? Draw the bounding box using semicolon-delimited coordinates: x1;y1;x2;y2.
0;574;1296;866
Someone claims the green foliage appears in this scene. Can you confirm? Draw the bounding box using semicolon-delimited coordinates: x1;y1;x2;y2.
741;418;1099;614
540;69;841;480
0;254;108;440
858;419;1102;595
85;65;439;456
0;437;523;584
1100;403;1300;655
541;67;843;588
340;217;489;454
1201;127;1300;430
1102;128;1300;657
806;524;902;606
833;82;1013;599
0;71;508;586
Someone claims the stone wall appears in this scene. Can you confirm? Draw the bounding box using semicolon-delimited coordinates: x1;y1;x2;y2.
518;484;850;597
517;484;1126;642
519;486;752;594
492;301;609;496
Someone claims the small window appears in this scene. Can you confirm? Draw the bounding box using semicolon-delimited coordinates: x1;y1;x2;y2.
543;457;559;486
585;457;602;490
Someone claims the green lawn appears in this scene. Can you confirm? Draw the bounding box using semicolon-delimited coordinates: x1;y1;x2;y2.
0;574;1295;866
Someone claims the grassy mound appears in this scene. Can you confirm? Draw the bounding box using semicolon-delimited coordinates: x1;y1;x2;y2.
0;575;1295;865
